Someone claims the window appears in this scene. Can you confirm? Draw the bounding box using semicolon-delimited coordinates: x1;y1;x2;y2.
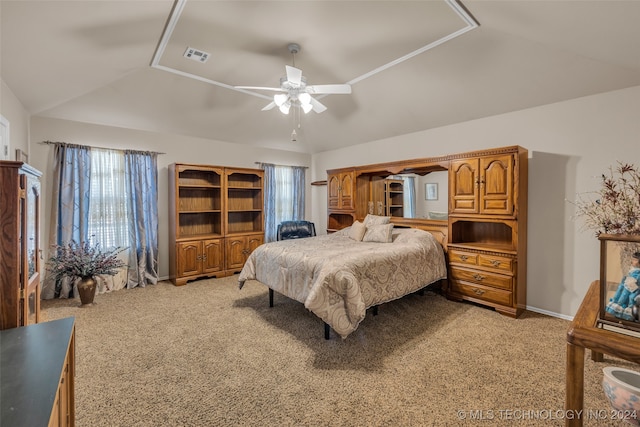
273;165;295;225
263;163;305;242
88;148;129;248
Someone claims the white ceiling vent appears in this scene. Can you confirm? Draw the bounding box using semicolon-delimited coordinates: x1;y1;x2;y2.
184;47;209;63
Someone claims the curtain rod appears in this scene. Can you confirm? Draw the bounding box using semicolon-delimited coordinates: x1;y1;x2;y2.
40;140;166;155
255;161;308;169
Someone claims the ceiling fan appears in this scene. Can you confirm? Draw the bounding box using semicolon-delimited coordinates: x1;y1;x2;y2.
235;43;351;115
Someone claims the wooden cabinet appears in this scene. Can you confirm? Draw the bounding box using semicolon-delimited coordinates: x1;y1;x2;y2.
328;169;355;211
1;317;75;427
225;234;264;272
169;164;263;285
371;178;404;217
176;239;223;279
327;168;357;233
0;161;42;330
449;154;514;216
447;146;527;317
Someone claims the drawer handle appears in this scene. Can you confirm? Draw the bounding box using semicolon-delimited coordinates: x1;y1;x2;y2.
473;274;485;281
460;255;468;261
472;288;485;296
490;260;501;267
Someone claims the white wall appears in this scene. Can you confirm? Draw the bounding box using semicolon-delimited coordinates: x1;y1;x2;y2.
0;79;30;157
28;116;312;281
311;85;640;319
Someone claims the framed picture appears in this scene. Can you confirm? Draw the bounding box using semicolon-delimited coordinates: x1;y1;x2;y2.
425;183;438;200
15;149;28;163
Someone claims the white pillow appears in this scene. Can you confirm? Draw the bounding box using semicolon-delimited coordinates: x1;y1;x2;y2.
428;211;448;220
363;214;391;227
363;223;394;243
349;221;367;241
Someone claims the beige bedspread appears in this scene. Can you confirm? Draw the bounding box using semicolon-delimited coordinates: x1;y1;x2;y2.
238;227;447;339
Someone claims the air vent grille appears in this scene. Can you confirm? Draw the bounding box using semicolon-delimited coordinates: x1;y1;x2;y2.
184;47;209;63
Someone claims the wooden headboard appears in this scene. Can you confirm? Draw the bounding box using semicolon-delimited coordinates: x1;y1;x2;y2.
391;217;448;252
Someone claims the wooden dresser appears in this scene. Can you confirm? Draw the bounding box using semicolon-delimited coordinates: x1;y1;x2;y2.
0;317;76;426
447;146;528;318
168;163;264;285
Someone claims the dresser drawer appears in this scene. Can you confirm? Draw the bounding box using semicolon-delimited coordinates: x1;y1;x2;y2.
450;267;513;291
478;253;514;274
449;249;478;266
450;280;513;306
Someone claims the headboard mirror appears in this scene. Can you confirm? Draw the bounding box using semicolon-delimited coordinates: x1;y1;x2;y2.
380;170;448;220
347;160;451;248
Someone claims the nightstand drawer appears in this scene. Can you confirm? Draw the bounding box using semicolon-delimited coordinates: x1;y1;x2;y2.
478;253;514;274
449;249;478;266
450;281;513;306
450;267;513;291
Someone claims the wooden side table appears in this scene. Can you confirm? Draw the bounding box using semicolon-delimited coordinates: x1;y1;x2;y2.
566;280;640;426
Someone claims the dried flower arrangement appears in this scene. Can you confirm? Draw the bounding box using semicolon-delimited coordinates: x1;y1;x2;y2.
573;162;640;236
46;240;127;282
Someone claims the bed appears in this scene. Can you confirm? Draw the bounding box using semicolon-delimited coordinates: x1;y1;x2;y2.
238;220;447;339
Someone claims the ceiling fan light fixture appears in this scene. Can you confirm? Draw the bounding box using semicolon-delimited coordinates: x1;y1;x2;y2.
274;93;288;107
298;92;311;105
301;103;313;114
279;102;291;115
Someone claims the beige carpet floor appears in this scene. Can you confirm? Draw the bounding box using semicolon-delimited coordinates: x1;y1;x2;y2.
41;276;637;426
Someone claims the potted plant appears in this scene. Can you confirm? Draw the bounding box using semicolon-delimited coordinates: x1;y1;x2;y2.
573;162;640;329
46;240;127;306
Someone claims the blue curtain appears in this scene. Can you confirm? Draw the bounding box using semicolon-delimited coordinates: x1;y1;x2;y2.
124;150;159;288
43;143;91;299
262;163;306;242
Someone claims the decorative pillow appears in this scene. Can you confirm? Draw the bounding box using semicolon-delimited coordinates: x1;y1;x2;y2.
349;221;367;241
428;211;448;220
363;214;391;227
363;223;394;243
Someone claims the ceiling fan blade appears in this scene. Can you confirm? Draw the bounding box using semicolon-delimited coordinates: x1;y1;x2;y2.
261;101;276;111
309;97;327;113
285;65;303;87
305;84;352;95
234;86;285;92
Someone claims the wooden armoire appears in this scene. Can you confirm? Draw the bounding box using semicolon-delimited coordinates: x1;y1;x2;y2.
168;163;264;285
0;160;42;330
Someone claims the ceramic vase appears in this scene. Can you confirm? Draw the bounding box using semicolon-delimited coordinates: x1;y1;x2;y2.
77;276;97;306
603;366;640;425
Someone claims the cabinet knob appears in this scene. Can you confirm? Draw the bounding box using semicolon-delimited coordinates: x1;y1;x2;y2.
472;288;485;296
490;260;501;267
460;255;468;261
473;274;485;281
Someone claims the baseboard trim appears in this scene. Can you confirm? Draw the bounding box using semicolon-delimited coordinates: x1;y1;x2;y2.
526;305;573;322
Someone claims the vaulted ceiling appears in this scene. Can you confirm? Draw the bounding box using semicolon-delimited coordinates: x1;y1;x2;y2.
2;1;640;154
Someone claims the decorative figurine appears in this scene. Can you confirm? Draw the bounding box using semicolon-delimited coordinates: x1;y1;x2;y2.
606;251;640;321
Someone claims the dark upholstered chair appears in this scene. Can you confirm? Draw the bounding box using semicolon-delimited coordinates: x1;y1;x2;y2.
276;220;316;241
